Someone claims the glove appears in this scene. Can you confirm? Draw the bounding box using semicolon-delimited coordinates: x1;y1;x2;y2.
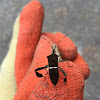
0;15;19;100
0;0;90;100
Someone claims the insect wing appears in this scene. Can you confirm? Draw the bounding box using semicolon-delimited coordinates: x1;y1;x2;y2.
49;68;59;85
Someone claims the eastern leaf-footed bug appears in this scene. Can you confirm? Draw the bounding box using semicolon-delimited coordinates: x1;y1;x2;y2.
35;34;70;85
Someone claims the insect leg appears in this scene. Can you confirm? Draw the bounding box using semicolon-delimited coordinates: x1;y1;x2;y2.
59;60;72;67
35;65;48;77
45;68;48;75
58;66;67;82
58;53;63;57
59;60;67;62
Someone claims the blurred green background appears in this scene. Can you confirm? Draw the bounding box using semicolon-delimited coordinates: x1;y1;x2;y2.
0;0;100;100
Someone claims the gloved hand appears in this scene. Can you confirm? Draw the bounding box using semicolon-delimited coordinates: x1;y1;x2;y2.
0;0;90;100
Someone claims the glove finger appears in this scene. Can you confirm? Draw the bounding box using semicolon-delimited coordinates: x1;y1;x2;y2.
43;32;90;80
43;32;77;60
15;0;44;88
73;53;90;80
13;35;54;100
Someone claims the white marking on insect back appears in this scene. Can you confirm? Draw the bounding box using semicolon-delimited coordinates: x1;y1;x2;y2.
49;67;58;69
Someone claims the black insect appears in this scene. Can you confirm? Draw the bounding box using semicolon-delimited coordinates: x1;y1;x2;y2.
35;35;69;85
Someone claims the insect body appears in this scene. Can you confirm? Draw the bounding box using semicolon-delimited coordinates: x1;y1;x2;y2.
47;48;60;85
35;35;68;85
35;44;67;85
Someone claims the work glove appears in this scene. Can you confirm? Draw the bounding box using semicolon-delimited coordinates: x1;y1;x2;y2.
0;0;90;100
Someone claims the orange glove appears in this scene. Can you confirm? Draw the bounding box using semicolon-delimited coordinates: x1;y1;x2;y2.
13;0;90;100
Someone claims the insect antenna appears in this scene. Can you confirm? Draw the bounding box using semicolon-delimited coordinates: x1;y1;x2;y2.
42;37;52;48
42;37;57;54
54;34;69;50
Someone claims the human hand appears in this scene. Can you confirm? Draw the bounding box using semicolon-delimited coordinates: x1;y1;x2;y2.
0;0;90;100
